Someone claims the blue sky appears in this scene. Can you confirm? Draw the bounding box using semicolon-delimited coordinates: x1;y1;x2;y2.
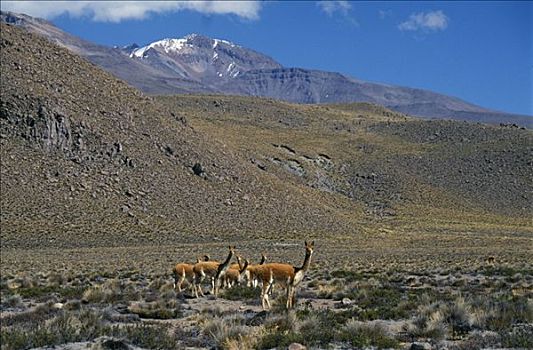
2;1;531;115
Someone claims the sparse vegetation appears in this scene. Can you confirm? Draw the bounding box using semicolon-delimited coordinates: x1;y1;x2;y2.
220;285;261;301
0;19;531;350
0;253;531;349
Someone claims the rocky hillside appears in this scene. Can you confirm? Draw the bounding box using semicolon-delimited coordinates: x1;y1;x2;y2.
1;21;531;254
0;23;357;249
2;10;531;128
157;95;533;224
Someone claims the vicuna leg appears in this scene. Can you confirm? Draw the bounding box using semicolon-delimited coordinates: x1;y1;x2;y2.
286;286;292;309
261;281;272;310
177;273;186;293
194;273;206;298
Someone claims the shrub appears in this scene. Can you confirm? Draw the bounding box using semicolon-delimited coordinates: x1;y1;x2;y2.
297;312;338;345
338;319;399;349
342;284;406;320
82;279;123;304
404;302;447;341
220;285;261;301
330;269;367;282
258;331;303;350
485;296;533;332
127;300;180;319
264;311;299;333
443;297;473;338
109;324;175;349
2;294;22;308
459;330;501;350
47;272;65;287
1;302;58;328
0;309;106;349
202;313;252;349
502;324;533;348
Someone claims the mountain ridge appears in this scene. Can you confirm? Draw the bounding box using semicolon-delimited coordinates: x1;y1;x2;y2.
1;10;531;128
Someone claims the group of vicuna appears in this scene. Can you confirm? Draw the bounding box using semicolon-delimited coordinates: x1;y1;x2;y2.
172;241;314;310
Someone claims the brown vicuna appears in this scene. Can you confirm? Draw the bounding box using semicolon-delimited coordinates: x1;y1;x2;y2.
245;253;267;288
172;255;209;293
255;241;314;309
224;257;249;289
193;245;235;298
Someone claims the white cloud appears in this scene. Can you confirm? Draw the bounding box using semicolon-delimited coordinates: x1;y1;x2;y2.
398;10;449;32
317;1;351;17
378;9;392;20
0;1;262;22
316;1;357;26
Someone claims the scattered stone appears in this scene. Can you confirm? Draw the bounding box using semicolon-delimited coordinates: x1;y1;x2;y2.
7;280;21;290
164;144;174;156
341;297;353;306
288;343;306;350
192;163;204;176
246;311;268;326
92;337;131;350
409;342;431;350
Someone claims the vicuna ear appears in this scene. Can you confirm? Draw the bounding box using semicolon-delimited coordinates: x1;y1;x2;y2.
311;240;315;247
304;240;308;246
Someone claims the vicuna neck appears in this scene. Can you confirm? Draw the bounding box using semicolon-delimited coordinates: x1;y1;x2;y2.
220;250;234;269
296;249;313;273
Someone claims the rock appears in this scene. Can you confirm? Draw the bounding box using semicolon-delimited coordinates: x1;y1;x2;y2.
341;297;353;306
92;337;130;350
7;280;22;289
409;342;431;350
192;162;204;176
52;302;64;309
164;144;174;156
246;310;268;326
288;343;306;350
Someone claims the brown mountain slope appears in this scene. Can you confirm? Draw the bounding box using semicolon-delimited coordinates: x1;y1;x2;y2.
1;22;531;256
157;95;533;231
0;23;359;249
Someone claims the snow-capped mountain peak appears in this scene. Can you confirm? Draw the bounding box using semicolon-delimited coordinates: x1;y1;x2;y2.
213;38;236;49
126;33;281;82
129;34;240;59
130;38;190;58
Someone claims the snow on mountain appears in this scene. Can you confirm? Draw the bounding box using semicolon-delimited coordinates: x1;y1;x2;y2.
130;34;239;59
127;33;280;82
130;38;190;58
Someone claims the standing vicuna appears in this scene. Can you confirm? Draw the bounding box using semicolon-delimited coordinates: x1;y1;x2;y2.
172;255;209;293
244;253;267;288
255;241;315;309
221;257;250;289
193;245;235;298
